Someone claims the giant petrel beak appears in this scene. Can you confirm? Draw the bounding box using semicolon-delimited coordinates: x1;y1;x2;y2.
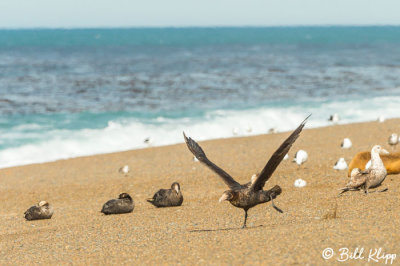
218;193;230;203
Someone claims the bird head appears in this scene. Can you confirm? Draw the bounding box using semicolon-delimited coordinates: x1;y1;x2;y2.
218;191;233;203
38;201;49;207
119;193;132;201
171;182;180;193
372;145;389;155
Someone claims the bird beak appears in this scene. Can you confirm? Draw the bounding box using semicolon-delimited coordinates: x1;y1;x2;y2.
218;194;229;203
380;149;390;155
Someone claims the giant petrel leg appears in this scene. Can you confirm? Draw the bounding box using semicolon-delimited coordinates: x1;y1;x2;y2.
241;209;248;229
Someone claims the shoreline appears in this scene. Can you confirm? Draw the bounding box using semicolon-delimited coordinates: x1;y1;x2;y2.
0;117;393;171
1;118;400;264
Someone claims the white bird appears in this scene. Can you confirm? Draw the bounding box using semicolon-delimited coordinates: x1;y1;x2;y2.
283;154;289;160
341;138;352;149
232;127;239;136
119;165;130;175
294;179;307;188
328;113;340;123
377;115;385;123
333;158;348;170
388;133;398;150
293;150;308;167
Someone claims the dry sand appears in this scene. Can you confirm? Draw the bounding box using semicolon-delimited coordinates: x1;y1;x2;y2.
1;119;400;265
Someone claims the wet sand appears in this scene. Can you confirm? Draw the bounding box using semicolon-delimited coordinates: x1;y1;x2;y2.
1;119;400;265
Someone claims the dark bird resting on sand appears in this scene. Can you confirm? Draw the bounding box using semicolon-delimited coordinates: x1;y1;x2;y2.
24;201;54;221
184;115;310;228
101;193;134;215
147;182;183;207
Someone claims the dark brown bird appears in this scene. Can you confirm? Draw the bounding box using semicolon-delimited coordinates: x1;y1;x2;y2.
101;193;134;215
147;182;183;207
24;201;54;221
183;115;310;228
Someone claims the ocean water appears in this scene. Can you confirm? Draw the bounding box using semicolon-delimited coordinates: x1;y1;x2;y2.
1;26;400;168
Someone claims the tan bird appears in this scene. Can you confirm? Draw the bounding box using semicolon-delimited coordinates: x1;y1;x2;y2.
339;145;389;195
348;151;400;176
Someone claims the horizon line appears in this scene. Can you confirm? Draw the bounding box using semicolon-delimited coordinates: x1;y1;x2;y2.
1;23;400;30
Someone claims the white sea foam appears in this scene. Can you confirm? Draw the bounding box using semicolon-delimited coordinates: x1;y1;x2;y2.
1;95;400;168
12;123;44;131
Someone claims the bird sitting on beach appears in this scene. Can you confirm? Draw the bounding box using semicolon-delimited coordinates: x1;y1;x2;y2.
24;201;54;221
101;193;134;215
147;182;183;207
339;145;389;195
333;158;348;170
388;133;399;151
294;178;307;188
184;115;310;228
118;165;130;175
293;149;308;167
341;138;352;149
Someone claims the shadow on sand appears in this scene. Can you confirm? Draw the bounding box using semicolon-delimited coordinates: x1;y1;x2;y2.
189;224;264;233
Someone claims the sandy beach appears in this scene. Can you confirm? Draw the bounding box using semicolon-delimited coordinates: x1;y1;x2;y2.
1;118;400;265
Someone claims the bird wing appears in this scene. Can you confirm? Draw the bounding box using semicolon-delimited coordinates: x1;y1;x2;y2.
183;132;242;190
102;199;117;209
347;169;368;188
250;114;310;191
154;189;168;200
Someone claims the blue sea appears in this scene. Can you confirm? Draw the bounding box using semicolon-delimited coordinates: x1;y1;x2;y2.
1;26;400;168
